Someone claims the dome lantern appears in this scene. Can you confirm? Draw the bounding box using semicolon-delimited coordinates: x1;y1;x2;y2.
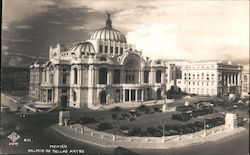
89;13;127;43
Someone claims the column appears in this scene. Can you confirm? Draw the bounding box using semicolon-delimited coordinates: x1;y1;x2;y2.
129;89;131;102
142;89;144;101
237;73;241;86
120;89;123;102
135;89;138;102
230;73;233;85
161;70;164;83
123;89;125;102
95;68;99;85
107;69;111;84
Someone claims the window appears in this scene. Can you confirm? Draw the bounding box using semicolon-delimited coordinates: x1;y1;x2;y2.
48;89;52;102
73;91;76;102
44;70;47;82
62;74;67;84
113;69;120;84
99;68;107;84
244;75;248;82
61;89;67;94
110;47;113;54
74;68;77;84
144;70;149;83
156;70;162;83
120;48;123;54
105;46;108;53
124;60;139;84
99;45;103;53
115;47;118;54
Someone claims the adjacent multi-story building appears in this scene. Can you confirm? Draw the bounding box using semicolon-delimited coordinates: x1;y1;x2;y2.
176;61;243;96
241;66;250;97
29;14;166;108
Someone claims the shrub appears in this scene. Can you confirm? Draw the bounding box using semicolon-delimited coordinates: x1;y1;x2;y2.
111;113;118;120
128;117;135;122
76;116;95;124
111;106;121;112
153;107;160;112
120;125;129;130
136;105;147;112
96;122;112;131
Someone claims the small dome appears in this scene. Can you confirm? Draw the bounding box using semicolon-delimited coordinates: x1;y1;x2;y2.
90;13;127;43
70;42;95;53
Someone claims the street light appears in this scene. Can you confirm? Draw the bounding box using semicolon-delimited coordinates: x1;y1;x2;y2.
161;121;167;141
203;117;206;136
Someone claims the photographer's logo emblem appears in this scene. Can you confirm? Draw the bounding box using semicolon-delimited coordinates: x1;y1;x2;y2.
7;132;20;146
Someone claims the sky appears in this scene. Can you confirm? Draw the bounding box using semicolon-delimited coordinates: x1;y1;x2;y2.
2;0;249;67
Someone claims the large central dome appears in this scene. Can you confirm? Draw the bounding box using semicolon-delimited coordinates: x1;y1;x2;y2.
90;13;127;43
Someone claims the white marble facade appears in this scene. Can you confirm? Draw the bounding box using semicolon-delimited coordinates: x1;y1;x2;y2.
29;14;166;108
176;62;243;96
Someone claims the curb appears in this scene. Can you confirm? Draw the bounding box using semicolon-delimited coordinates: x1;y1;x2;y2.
50;124;248;150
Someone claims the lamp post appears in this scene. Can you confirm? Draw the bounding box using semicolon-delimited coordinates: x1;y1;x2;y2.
161;121;167;142
203;117;206;136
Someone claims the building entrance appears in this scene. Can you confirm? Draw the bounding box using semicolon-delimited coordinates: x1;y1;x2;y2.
100;91;107;104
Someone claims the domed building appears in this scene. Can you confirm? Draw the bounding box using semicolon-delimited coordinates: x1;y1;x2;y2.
29;14;166;109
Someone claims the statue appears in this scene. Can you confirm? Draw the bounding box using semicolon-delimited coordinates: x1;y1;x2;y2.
107;12;111;19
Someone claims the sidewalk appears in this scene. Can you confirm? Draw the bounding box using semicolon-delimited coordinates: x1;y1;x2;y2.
51;123;247;150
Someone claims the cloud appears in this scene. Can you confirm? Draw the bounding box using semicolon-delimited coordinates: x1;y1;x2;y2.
49;21;64;25
2;0;249;64
2;52;47;67
69;26;87;31
3;38;33;43
15;25;34;29
126;23;176;58
2;45;9;50
2;22;9;31
3;0;54;23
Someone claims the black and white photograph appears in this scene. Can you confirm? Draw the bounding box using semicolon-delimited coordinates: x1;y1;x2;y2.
1;0;249;154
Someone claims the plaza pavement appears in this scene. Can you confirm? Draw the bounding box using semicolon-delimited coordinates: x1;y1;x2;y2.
51;123;247;150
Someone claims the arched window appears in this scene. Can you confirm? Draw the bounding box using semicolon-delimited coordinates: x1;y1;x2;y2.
144;70;149;83
99;68;107;84
74;68;78;84
113;69;121;84
73;91;77;102
244;75;248;82
100;57;107;61
156;70;162;83
124;59;140;84
44;70;47;82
